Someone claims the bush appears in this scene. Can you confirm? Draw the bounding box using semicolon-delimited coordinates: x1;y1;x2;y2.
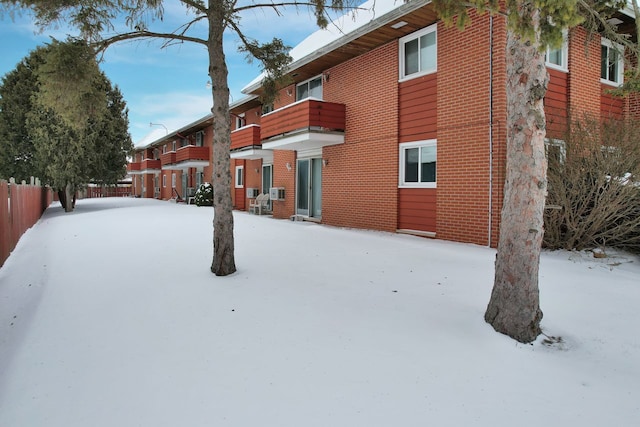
194;182;213;206
544;117;640;253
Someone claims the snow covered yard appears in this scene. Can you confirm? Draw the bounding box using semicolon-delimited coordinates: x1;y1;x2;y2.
0;197;638;427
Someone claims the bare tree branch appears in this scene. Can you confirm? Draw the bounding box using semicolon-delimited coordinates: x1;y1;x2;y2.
95;29;207;53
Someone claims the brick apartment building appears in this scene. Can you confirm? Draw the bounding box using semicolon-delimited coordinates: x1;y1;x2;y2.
127;0;638;247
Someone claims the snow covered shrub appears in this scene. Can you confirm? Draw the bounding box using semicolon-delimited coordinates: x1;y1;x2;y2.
544;117;640;253
194;182;213;206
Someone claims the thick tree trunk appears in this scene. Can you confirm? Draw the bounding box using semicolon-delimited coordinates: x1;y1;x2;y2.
485;7;548;343
64;181;74;212
208;4;236;276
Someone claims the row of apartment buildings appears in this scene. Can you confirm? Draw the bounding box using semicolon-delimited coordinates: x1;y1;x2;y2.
127;0;639;247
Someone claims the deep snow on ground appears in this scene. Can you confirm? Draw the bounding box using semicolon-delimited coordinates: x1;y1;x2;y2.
0;197;638;426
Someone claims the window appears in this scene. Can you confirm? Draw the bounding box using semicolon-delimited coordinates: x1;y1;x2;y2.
545;138;566;165
545;33;568;71
400;24;437;80
162;174;166;188
296;76;322;100
172;141;177;152
601;38;624;85
399;140;437;188
162;145;167;154
235;114;246;130
171;173;176;188
262;103;274;114
235;166;244;188
195;132;204;147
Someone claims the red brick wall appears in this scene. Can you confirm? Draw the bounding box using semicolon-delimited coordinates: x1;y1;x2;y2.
437;13;497;246
568;27;601;120
271;150;296;219
322;40;399;232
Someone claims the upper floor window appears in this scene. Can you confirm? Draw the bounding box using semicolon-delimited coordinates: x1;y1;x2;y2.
545;33;568;71
296;76;322;101
601;38;624;86
262;103;274;114
195;131;204;147
399;140;437;188
400;24;437;80
235;114;246;130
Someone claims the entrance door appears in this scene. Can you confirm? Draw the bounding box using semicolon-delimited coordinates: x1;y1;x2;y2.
296;158;322;218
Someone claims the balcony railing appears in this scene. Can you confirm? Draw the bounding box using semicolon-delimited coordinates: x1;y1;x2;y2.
127;162;141;173
140;159;161;170
231;125;261;150
160;152;176;167
260;99;346;141
176;145;209;163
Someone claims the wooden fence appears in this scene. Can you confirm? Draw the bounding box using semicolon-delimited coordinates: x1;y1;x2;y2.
81;185;132;199
0;179;54;268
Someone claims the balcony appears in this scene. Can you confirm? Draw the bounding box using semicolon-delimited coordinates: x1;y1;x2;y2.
160;152;176;169
127;162;141;175
260;99;346;151
230;124;273;161
140;159;161;172
174;145;210;169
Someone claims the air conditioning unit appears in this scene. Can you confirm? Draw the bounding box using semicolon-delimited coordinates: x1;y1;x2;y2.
269;187;285;201
246;188;259;198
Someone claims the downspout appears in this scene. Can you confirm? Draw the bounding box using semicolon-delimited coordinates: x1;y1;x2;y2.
488;14;494;248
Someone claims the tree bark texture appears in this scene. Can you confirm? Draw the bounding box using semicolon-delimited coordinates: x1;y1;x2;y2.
485;6;547;343
64;182;74;213
208;3;236;276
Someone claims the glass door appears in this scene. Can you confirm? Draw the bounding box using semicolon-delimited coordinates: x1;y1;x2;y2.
296;158;322;218
262;164;272;210
297;159;310;216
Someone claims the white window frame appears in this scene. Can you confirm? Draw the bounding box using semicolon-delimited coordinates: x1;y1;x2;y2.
545;31;568;72
162;174;166;188
235;114;246;130
235;165;244;188
171;173;176;188
544;138;566;164
195;131;204;147
399;24;437;81
172;141;177;152
601;38;624;86
399;140;437;188
296;75;323;101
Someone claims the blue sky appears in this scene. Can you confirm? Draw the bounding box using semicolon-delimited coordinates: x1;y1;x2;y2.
0;2;327;145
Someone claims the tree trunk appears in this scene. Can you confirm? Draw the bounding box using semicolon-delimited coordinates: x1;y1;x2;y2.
208;3;236;276
484;6;547;343
64;181;74;212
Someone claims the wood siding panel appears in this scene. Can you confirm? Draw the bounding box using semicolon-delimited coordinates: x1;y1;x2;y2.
261;100;346;140
601;83;624;120
399;73;437;142
231;125;261;150
546;68;568;139
398;188;437;232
